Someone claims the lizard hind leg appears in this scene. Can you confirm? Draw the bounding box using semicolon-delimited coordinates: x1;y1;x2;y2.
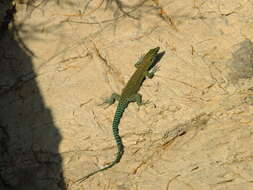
128;93;150;106
99;93;120;107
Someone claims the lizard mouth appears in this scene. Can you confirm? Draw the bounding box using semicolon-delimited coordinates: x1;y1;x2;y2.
154;47;160;51
152;47;160;54
149;47;160;61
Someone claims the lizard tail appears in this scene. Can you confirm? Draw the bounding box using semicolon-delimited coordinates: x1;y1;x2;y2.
75;102;128;183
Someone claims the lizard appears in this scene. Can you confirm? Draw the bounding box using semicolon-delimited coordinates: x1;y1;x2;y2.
76;47;160;183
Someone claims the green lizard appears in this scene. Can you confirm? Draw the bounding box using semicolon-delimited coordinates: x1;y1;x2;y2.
76;47;160;183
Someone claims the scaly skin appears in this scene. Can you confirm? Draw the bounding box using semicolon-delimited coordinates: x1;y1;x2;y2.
76;47;160;183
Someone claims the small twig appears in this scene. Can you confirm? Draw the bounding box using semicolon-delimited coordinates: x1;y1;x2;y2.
152;0;178;31
51;0;105;17
67;0;149;25
114;0;138;20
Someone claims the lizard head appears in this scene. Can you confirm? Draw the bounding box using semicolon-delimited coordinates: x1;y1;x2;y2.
143;47;160;69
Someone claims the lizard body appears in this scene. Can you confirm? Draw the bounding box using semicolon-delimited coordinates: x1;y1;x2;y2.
76;47;160;183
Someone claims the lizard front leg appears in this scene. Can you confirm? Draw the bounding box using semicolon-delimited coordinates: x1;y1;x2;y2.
145;65;160;79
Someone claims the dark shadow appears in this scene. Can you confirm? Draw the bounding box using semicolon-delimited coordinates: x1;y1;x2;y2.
153;50;166;66
228;39;253;84
0;1;66;190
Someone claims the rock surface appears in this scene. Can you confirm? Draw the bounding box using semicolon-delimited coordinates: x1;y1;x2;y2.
0;0;253;189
